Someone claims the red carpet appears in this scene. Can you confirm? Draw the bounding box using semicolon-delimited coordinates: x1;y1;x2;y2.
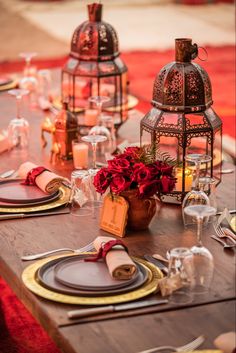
0;46;235;353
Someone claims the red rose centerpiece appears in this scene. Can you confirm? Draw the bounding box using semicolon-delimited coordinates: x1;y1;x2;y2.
94;146;176;230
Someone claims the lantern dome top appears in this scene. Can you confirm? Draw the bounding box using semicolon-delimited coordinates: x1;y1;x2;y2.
152;38;213;113
70;3;119;61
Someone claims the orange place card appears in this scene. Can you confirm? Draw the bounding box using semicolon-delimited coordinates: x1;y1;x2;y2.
100;193;129;237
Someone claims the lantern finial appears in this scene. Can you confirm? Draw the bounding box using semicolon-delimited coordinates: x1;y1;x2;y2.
87;3;102;22
175;38;198;63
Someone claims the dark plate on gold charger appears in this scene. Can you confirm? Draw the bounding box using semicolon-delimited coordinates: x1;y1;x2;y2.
54;256;140;291
0;179;59;204
37;255;148;297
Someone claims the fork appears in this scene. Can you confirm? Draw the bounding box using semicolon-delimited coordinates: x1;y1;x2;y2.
136;335;205;353
211;235;236;249
21;241;95;261
213;223;236;244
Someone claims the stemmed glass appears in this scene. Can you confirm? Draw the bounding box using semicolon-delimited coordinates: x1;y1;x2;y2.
88;96;113;156
7;89;29;149
182;154;212;226
184;204;216;294
19;52;38;107
82;135;107;170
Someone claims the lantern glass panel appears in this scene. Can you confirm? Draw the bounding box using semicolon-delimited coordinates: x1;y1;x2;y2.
187;113;207;127
213;129;222;185
158;135;183;164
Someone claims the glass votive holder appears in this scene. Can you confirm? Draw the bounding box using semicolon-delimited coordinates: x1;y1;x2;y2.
70;170;93;217
167;247;194;305
72;140;89;170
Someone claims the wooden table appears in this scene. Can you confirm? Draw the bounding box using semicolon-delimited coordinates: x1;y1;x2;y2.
0;89;235;353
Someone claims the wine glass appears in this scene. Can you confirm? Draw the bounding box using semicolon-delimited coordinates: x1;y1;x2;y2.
184;204;216;294
7;89;29;149
182;154;212;226
19;52;38;107
88;96;113;155
199;177;217;223
37;69;52;110
167;247;194;304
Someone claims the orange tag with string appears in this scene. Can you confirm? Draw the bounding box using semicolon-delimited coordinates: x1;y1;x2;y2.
100;193;129;237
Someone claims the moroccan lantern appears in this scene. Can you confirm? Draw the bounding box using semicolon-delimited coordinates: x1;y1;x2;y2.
140;38;222;204
61;2;129;131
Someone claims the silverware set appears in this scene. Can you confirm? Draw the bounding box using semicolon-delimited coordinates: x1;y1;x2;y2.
211;220;236;249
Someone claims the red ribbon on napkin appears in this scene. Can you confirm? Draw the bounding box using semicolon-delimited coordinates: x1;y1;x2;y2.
85;239;128;262
22;166;49;186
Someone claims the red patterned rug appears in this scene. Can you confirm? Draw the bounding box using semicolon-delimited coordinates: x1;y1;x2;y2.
0;45;235;353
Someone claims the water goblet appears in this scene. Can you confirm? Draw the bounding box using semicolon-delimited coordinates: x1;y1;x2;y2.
182;154;212;226
81;134;107;170
88;96;113;154
70;170;93;217
184;204;216;294
167;247;194;304
19;52;38;107
7;89;29;149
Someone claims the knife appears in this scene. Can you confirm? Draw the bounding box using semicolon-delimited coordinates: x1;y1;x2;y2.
68;299;168;319
0;210;70;220
143;255;169;275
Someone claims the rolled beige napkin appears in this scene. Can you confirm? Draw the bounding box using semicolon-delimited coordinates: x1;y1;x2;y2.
214;332;236;353
18;161;65;194
93;236;137;280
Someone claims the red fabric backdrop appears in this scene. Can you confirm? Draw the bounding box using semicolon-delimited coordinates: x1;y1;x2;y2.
0;45;235;353
1;45;235;138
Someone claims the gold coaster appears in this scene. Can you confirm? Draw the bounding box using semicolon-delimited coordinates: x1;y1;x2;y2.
22;256;163;305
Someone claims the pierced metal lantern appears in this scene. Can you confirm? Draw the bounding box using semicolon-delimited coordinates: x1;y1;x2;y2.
140;38;222;204
61;2;129;130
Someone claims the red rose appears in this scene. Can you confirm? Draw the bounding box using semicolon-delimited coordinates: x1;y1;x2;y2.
93;168;111;194
138;180;161;198
160;164;174;176
161;175;176;193
107;157;131;175
133;163;152;183
110;175;131;194
123;146;141;160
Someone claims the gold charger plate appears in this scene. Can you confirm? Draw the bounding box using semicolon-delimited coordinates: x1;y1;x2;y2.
0;80;18;92
0;185;70;214
52;94;138;113
230;216;236;232
22;255;163;305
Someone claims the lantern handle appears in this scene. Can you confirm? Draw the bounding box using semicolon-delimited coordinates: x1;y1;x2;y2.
197;46;208;62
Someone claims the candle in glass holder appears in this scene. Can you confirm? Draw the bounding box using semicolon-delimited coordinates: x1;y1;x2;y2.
175;167;193;192
84;109;98;126
72;141;89;169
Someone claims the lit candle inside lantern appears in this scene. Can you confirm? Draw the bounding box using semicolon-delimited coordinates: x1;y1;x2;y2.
175;167;193;192
84;109;98;126
92;83;115;97
72;142;89;169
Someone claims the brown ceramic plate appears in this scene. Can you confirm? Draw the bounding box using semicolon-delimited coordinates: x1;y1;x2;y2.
0;179;59;204
37;255;148;296
54;256;140;291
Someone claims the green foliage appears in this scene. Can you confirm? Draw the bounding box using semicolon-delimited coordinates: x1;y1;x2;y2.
140;144;176;166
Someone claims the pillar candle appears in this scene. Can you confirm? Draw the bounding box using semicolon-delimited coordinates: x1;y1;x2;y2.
72;142;89;169
175;167;193;192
